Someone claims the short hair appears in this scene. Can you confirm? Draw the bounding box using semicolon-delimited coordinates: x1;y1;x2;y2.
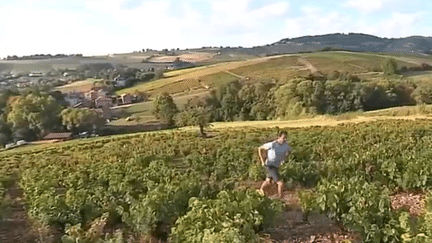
278;131;287;137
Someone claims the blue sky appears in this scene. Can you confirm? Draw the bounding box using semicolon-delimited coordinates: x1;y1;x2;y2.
0;0;431;57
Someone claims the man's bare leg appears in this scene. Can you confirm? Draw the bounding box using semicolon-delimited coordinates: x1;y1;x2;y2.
259;178;272;194
277;181;285;198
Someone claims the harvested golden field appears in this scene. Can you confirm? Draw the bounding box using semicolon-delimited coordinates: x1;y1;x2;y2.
54;78;105;93
148;52;215;63
117;51;432;97
116;55;287;95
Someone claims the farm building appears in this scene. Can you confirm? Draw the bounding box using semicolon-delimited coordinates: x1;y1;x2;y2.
42;132;73;141
114;76;127;87
95;96;113;108
64;92;84;107
119;94;132;105
85;90;99;100
93;107;112;119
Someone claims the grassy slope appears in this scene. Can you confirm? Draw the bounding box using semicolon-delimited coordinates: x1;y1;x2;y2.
54;78;105;93
0;57;112;73
109;90;209;124
117;51;430;96
111;51;432;123
115;55;291;95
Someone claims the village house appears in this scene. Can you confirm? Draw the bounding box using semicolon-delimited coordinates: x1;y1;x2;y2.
29;72;44;77
42;132;73;141
95;96;113;108
119;93;132;105
94;107;112;120
92;86;110;96
85;90;99;101
64;92;84;107
114;75;127;87
74;98;93;108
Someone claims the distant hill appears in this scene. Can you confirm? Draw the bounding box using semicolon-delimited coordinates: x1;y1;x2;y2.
210;33;432;57
251;33;432;56
2;33;432;75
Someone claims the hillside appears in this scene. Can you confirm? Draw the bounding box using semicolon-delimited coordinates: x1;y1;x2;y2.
2;118;432;242
3;33;432;75
118;50;432;94
271;33;432;55
104;51;432;128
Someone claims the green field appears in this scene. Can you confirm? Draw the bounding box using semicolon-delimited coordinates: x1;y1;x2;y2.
110;51;432;125
110;91;209;125
117;51;432;97
404;70;432;84
229;55;309;82
3;119;432;242
115;56;274;95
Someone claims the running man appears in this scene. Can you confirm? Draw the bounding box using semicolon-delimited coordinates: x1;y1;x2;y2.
257;131;293;198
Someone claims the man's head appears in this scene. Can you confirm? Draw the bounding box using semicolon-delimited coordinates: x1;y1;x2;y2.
277;131;287;144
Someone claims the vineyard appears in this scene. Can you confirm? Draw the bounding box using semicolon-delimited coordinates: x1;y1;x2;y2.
2;119;432;242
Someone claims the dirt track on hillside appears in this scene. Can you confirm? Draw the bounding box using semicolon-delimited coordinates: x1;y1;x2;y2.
210;115;432;129
298;57;318;73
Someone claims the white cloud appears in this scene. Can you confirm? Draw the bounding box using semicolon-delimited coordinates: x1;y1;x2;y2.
366;11;427;37
0;0;430;58
281;5;427;40
343;0;390;13
83;0;290;49
283;7;351;38
211;0;250;14
251;2;289;19
0;4;101;56
205;0;289;38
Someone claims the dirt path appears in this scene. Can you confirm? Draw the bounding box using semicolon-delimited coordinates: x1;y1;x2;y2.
224;70;246;79
241;181;360;242
346;62;368;71
0;178;37;243
209;115;432;130
298;57;318;73
336;50;432;66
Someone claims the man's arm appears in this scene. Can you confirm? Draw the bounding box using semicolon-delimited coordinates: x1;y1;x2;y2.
258;142;273;166
258;147;267;166
281;145;293;165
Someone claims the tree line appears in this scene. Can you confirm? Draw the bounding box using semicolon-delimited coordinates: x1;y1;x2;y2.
153;59;432;136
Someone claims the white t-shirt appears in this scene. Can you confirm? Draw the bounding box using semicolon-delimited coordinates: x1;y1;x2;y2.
261;141;292;168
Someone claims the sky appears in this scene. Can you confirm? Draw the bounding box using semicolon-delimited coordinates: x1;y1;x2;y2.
0;0;431;58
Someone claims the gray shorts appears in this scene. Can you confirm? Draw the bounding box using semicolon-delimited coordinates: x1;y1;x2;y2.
265;165;280;182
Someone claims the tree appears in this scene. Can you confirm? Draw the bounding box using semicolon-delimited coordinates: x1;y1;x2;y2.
154;69;165;80
0;120;12;146
238;85;256;120
49;91;69;107
274;78;303;118
11;127;37;142
0;133;8;147
7;94;63;139
327;70;340;80
411;85;432;104
175;106;211;137
153;93;178;126
382;58;399;76
60;108;104;132
217;81;242;121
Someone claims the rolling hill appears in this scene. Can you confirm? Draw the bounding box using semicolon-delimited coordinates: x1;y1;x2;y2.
116;50;432;96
